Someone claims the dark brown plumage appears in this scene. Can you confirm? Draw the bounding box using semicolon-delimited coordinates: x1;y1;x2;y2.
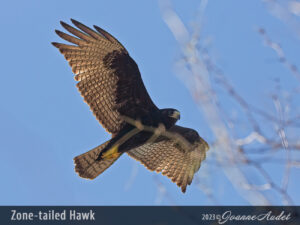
52;19;157;134
52;19;209;193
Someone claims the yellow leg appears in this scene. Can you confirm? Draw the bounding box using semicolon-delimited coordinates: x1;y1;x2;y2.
101;128;141;160
101;145;120;159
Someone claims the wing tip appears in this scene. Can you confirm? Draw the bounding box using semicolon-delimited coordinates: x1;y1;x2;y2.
60;20;69;28
51;42;60;48
55;29;63;36
93;24;101;30
70;18;80;26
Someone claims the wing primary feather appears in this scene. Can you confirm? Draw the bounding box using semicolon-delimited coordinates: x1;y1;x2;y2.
51;42;80;50
71;19;104;40
93;25;126;50
60;21;94;42
55;30;86;46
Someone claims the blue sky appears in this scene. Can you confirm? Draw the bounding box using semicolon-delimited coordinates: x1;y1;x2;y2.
1;0;299;205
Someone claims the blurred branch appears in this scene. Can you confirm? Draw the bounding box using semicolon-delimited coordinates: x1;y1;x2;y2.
122;116;192;151
258;28;300;81
262;0;300;39
159;0;299;205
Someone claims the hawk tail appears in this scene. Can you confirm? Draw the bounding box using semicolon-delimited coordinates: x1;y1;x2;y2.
74;141;122;180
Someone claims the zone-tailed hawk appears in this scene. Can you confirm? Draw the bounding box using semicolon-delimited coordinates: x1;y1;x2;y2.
52;19;209;193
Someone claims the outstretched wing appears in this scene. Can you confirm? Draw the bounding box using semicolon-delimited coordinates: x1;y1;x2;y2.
126;125;209;193
52;19;158;134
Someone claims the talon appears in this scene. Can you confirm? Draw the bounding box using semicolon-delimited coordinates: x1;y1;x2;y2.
104;152;120;159
101;145;120;159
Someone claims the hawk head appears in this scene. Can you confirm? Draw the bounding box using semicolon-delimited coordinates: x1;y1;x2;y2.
160;108;180;128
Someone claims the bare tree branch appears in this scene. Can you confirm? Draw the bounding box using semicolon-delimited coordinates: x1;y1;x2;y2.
158;0;299;205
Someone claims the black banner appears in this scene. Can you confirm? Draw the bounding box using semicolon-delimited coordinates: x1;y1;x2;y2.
0;206;299;225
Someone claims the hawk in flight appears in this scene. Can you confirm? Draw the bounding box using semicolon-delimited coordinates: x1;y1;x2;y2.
52;19;209;192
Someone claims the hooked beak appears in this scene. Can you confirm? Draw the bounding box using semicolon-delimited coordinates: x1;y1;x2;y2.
170;111;180;120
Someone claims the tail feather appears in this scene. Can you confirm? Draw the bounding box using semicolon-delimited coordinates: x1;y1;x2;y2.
74;141;122;179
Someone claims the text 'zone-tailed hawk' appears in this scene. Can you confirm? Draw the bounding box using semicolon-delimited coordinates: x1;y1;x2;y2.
52;19;209;193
